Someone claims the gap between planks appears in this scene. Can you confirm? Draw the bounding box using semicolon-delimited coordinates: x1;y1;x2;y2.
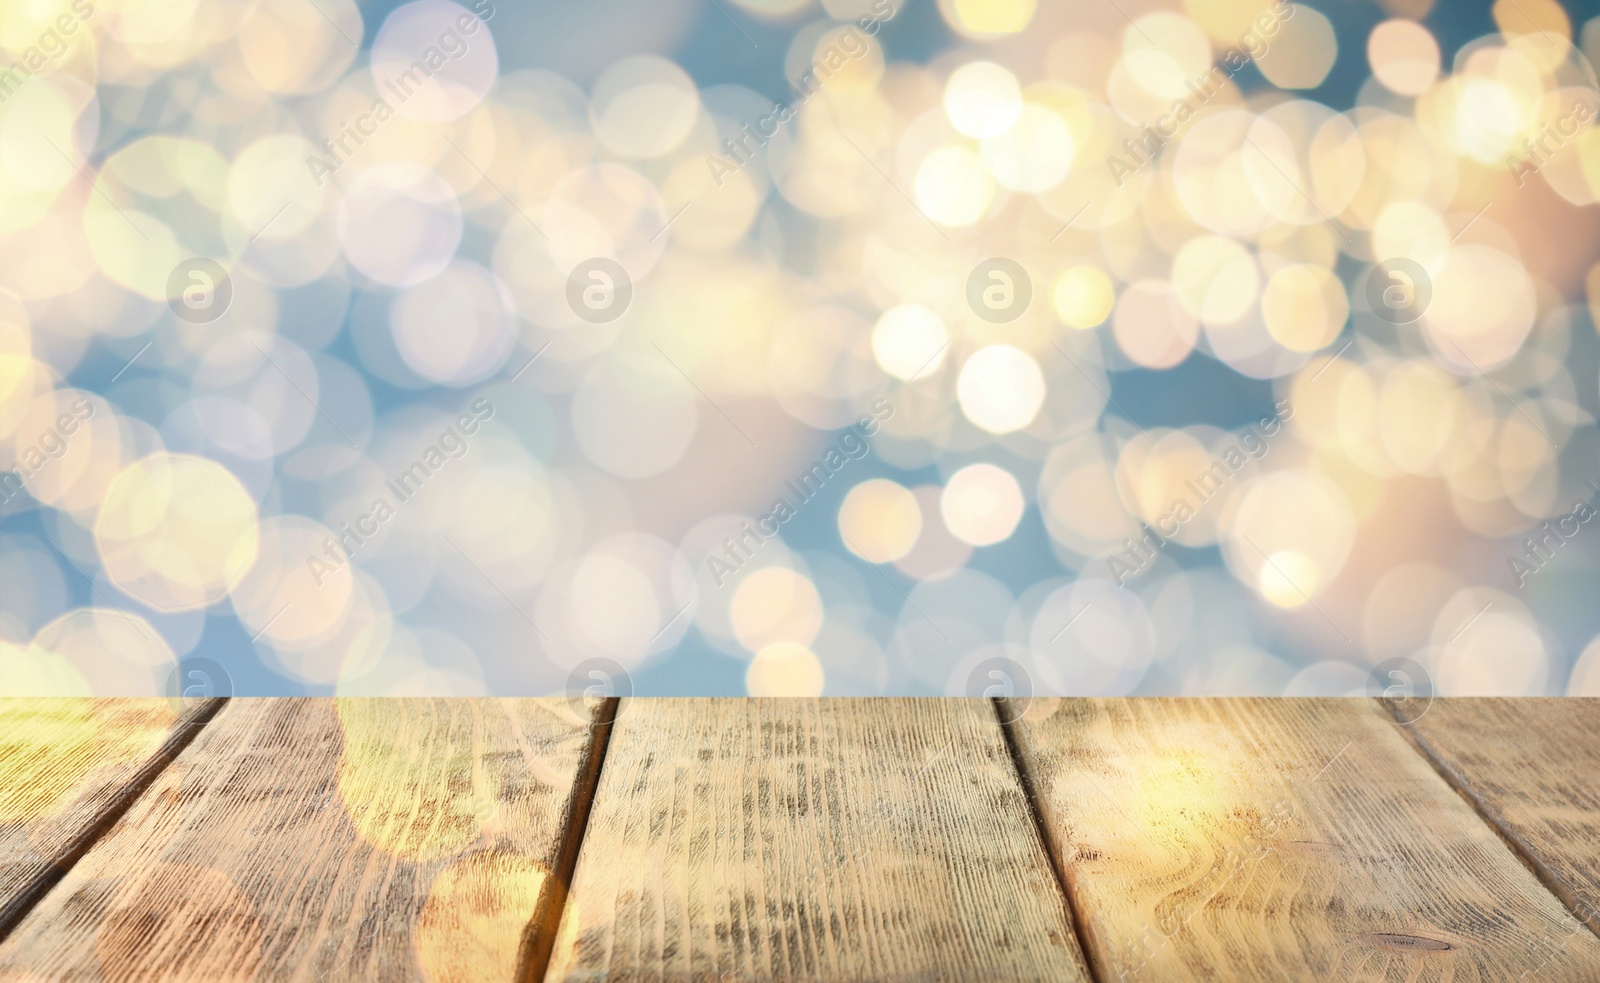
1379;697;1600;943
13;697;1590;982
0;696;228;941
0;696;618;983
519;696;619;983
995;697;1110;983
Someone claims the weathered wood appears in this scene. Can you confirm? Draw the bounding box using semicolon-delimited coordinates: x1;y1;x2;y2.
1398;698;1600;934
0;698;606;982
549;698;1090;982
1007;697;1600;982
0;697;220;935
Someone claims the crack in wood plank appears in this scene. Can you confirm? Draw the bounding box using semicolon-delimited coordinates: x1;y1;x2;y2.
545;698;1091;982
996;697;1109;983
1006;697;1600;981
1383;697;1600;943
0;696;226;941
519;696;618;983
0;698;607;980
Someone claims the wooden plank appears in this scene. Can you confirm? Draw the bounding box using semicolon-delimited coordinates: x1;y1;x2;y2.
548;698;1090;983
1006;697;1600;982
1399;698;1600;933
0;698;607;982
0;697;220;934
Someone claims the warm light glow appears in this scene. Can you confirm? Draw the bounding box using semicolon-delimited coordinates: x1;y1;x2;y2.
1254;5;1337;90
943;61;1023;138
872;305;949;380
335;697;499;860
957;345;1046;434
1453;78;1531;163
746;641;826;695
1368;19;1441;96
416;852;551;983
95;454;261;613
0;0;1590;700
949;0;1035;36
729;567;824;653
1261;264;1348;352
1258;549;1319;608
940;463;1025;546
981;104;1075;192
1052;266;1116;330
839;479;923;563
590;56;701;159
914;146;996;226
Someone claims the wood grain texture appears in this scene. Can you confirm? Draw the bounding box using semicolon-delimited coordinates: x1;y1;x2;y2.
0;697;218;933
549;698;1089;983
1007;697;1600;982
0;697;605;982
1399;698;1600;933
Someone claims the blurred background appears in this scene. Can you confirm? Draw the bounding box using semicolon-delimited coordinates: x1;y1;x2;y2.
2;0;1599;698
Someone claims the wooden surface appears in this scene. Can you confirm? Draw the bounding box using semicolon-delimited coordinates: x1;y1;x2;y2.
1401;699;1600;933
0;698;605;982
548;698;1089;982
1006;698;1600;982
0;698;1593;982
0;697;219;935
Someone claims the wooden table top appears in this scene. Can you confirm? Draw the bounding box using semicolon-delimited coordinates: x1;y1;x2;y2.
0;698;1596;982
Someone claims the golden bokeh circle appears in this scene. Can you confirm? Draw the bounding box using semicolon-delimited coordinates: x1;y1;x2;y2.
95;453;261;613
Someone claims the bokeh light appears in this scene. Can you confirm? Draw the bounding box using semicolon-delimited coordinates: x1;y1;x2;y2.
95;454;261;613
941;463;1025;547
0;0;1596;699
